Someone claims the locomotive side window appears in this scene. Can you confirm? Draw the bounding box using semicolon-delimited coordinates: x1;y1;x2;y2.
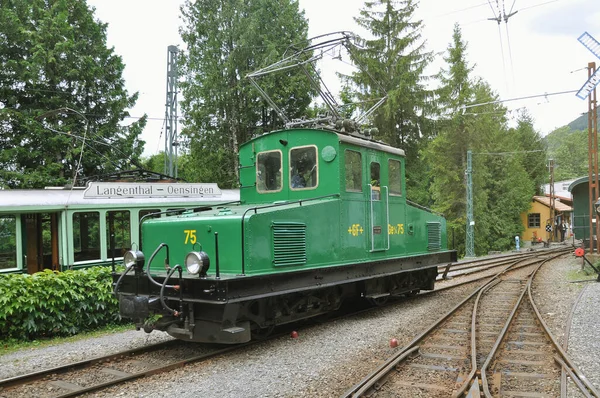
388;159;402;195
290;145;318;190
0;215;17;270
257;150;282;192
370;162;381;200
73;212;100;262
345;150;362;192
106;211;131;258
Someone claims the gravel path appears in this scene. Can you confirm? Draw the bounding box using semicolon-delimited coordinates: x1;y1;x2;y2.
1;253;598;398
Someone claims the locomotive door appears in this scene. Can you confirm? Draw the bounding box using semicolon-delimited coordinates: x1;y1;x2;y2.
368;160;389;252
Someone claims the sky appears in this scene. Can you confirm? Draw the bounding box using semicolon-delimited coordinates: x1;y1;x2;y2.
87;0;600;158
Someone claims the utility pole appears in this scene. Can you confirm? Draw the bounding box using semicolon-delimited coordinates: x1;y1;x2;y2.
575;32;600;252
465;150;474;257
586;63;599;252
164;45;179;178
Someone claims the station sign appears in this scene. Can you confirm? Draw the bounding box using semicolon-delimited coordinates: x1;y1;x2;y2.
83;182;222;199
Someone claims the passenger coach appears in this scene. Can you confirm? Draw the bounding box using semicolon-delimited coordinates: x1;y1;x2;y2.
0;183;239;274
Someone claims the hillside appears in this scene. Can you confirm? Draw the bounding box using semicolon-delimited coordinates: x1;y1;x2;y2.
567;108;600;131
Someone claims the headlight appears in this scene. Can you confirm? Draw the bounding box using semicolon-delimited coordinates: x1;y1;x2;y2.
124;250;145;270
185;251;210;275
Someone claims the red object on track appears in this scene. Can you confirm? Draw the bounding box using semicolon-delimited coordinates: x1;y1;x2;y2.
290;331;299;339
575;248;585;257
389;338;398;348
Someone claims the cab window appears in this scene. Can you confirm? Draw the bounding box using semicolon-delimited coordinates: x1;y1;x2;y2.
290;146;318;190
388;159;402;195
257;150;282;192
370;162;381;200
345;150;362;192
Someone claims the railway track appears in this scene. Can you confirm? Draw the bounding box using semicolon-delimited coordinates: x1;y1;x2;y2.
0;249;572;397
343;247;599;397
0;339;249;398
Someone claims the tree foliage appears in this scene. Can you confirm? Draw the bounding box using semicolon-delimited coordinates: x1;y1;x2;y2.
0;0;146;189
179;0;315;187
423;25;546;256
545;126;589;180
344;0;434;202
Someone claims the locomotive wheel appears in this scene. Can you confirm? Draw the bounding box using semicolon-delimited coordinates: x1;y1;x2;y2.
250;322;275;341
367;296;389;306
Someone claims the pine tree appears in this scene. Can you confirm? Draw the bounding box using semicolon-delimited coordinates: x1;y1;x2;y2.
0;0;146;188
179;0;314;187
423;24;476;253
345;0;434;202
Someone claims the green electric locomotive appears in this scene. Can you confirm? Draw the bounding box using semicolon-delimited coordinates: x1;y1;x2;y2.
114;127;457;343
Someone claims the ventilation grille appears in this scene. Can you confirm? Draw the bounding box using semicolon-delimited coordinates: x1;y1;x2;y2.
427;222;441;251
272;222;307;266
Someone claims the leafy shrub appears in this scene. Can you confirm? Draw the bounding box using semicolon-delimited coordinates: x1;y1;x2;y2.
0;267;123;340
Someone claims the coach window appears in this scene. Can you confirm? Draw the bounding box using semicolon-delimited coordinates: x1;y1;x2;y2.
0;216;17;270
290;145;318;190
106;211;131;258
388;159;402;196
256;150;282;193
167;208;184;216
345;150;362;192
139;209;161;221
73;212;100;262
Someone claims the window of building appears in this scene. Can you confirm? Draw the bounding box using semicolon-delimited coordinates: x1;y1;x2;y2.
528;213;541;228
257;150;282;192
345;150;362;192
0;216;17;270
389;159;402;195
106;211;130;258
73;212;100;262
290;146;318;190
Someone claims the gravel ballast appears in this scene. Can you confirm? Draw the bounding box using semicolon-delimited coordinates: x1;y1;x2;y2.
1;253;598;397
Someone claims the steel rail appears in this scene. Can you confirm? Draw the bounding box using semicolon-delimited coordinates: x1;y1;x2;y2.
477;249;598;397
342;256;531;398
342;247;573;398
0;339;180;389
561;284;590;397
527;268;600;397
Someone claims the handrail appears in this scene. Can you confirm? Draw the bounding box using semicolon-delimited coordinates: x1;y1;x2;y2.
406;198;444;217
240;193;340;275
368;183;374;252
385;185;390;250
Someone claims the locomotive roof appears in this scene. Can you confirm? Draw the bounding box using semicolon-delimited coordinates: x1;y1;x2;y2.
244;127;405;157
0;187;240;211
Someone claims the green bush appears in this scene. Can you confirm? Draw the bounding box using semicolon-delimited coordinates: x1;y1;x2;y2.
0;267;123;340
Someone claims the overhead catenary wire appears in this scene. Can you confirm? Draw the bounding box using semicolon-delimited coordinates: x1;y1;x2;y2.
472;149;545;155
460;89;578;111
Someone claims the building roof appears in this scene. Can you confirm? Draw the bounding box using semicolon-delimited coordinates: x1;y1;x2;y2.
0;185;240;212
543;179;576;198
533;196;573;212
568;175;598;192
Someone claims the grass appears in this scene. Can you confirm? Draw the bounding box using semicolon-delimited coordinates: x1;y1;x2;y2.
0;322;135;356
566;263;599;282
